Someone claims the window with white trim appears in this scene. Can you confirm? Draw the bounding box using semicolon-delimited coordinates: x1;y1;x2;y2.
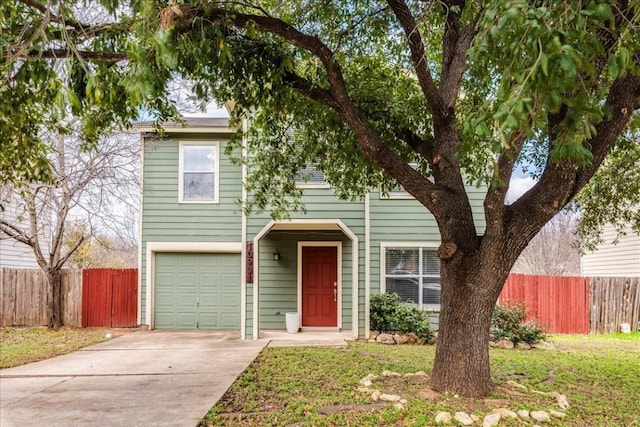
295;163;329;188
384;246;441;307
179;142;219;202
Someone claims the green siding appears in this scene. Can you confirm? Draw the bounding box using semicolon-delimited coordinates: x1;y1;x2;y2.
140;134;242;322
256;232;353;331
245;284;254;339
368;187;486;297
141;129;489;337
154;252;241;329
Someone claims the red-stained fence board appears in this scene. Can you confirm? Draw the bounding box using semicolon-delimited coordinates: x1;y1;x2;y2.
499;274;590;334
82;269;138;327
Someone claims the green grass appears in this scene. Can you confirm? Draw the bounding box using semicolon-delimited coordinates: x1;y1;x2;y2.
0;327;111;368
201;334;640;426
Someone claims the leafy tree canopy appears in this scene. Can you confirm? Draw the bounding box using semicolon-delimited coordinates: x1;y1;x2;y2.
3;0;640;396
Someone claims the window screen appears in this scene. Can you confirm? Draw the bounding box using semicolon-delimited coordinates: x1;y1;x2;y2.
182;144;216;201
384;247;441;307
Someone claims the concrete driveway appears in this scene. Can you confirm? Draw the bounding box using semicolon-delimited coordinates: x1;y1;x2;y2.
0;331;266;427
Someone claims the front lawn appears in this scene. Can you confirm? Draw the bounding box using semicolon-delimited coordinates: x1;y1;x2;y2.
200;333;640;426
0;327;111;368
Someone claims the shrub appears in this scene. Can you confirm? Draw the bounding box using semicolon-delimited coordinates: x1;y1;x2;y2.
370;293;399;333
491;301;547;345
393;303;435;343
370;293;435;344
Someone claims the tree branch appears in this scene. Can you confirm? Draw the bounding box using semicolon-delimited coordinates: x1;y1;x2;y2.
0;220;32;246
283;72;339;110
11;48;128;62
572;72;640;195
440;1;481;108
386;0;445;118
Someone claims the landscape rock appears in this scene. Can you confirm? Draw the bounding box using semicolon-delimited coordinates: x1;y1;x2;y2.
532;341;555;350
382;370;401;377
454;412;475;426
400;399;408;404
371;390;381;401
405;332;419;344
495;338;515;349
489;340;497;347
516;342;532;349
393;402;405;410
357;386;372;393
531;410;551;423
493;408;518;419
549;410;566;418
379;393;402;402
517;409;530;419
482;412;501;427
376;333;395;345
394;334;411;344
555;394;570;409
414;370;427;376
506;380;528;391
434;411;452;424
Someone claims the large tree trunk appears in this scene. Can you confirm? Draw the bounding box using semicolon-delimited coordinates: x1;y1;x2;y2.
47;270;64;329
430;251;511;397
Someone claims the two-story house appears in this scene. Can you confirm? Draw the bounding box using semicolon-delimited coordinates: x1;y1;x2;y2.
138;117;486;339
581;220;640;277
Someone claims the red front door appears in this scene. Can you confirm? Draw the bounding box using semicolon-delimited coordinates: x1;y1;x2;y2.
301;246;338;327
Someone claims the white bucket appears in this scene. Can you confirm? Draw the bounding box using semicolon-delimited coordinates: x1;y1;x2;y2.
285;312;300;334
620;323;631;334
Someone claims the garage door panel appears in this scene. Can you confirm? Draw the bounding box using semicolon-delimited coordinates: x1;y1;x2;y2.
221;292;240;308
220;313;239;328
154;252;240;330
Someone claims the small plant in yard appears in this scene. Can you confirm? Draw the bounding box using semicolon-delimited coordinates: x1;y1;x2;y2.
491;301;547;345
370;293;435;343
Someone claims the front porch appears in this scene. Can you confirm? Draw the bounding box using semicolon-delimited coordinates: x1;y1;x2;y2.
249;219;361;340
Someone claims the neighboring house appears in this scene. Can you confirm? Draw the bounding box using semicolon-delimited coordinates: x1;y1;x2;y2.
0;193;50;268
581;222;640;277
138;117;486;339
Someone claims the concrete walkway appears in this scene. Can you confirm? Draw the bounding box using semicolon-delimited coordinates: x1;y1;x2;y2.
0;330;355;426
0;331;266;427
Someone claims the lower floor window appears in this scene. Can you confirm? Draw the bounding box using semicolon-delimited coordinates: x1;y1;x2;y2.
384;246;441;307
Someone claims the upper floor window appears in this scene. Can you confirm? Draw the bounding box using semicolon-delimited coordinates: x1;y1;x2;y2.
295;163;329;188
383;245;441;308
179;142;219;203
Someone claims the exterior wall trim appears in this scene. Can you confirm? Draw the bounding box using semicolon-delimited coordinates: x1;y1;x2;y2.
137;126;235;134
240;118;248;340
144;241;243;329
297;241;343;329
364;193;371;339
137;133;145;326
252;219;359;340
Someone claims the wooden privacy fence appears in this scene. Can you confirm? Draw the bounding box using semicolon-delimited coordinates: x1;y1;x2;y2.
0;268;82;327
590;277;640;333
500;274;640;334
0;267;137;328
82;269;138;327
